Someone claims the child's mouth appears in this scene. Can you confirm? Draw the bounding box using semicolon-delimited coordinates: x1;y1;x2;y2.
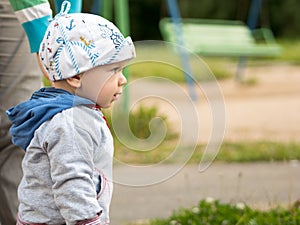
113;93;122;100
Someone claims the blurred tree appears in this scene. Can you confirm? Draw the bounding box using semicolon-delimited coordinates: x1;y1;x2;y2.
178;0;237;19
269;0;300;37
49;0;300;40
129;0;162;40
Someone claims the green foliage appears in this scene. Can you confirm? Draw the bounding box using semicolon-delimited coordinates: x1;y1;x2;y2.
145;199;300;225
276;39;300;64
103;106;178;165
128;0;300;40
269;0;300;37
129;61;186;83
104;106;176;140
51;0;300;40
128;106;167;139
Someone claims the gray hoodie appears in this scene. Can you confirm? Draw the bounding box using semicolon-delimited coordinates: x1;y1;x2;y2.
18;105;113;225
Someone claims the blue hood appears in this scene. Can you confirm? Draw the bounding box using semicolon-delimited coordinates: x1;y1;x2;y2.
6;87;94;150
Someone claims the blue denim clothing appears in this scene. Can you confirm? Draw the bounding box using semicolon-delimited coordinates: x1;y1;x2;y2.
6;87;93;150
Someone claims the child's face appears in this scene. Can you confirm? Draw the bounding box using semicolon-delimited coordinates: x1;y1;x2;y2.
76;60;128;108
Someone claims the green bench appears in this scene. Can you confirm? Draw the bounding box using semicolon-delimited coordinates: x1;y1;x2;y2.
159;18;282;58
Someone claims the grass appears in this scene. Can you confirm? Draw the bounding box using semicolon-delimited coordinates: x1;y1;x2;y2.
128;199;300;225
128;42;236;82
127;38;300;83
113;140;300;165
191;142;300;164
276;38;300;63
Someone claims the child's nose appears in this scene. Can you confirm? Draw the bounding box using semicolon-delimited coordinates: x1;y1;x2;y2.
119;73;127;86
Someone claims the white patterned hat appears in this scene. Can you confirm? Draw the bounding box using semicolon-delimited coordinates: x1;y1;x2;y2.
39;1;136;81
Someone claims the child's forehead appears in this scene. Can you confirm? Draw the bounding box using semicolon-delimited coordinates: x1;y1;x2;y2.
87;60;128;73
101;60;129;70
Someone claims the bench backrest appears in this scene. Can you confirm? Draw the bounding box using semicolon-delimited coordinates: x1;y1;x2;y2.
160;18;255;51
159;18;281;57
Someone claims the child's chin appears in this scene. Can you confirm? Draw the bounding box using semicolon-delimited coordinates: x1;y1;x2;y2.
100;103;112;108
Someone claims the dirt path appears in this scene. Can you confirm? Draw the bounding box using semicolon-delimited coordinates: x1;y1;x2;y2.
128;63;300;144
218;63;300;142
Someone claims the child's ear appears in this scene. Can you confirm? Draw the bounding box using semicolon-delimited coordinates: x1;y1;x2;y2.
66;74;82;88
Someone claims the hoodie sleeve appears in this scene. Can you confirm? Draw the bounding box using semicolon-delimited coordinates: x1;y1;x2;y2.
45;112;101;223
9;0;83;53
9;0;53;53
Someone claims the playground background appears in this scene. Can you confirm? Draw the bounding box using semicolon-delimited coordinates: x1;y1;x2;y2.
47;0;300;41
74;0;300;41
8;0;300;224
110;60;300;225
76;1;300;224
69;0;300;224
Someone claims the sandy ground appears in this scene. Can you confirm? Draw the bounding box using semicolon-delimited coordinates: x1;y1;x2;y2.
220;63;300;142
126;63;300;144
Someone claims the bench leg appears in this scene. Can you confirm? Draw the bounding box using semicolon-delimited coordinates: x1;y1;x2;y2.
236;56;247;82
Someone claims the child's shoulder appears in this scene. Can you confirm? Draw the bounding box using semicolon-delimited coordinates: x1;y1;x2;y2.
33;105;101;141
44;105;105;132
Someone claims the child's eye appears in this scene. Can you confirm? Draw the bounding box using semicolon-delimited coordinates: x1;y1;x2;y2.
112;67;120;74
